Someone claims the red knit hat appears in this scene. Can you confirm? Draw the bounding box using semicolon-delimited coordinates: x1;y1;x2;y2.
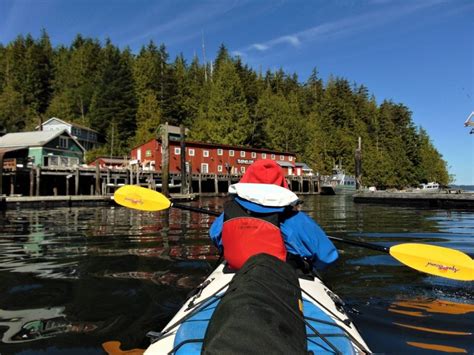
240;159;288;188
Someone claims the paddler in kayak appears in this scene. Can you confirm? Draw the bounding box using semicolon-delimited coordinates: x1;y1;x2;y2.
209;159;338;271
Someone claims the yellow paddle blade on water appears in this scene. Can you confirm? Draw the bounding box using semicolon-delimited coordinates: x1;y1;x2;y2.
390;243;474;281
114;185;171;212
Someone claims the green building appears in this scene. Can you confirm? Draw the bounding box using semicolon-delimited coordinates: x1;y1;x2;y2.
0;130;85;168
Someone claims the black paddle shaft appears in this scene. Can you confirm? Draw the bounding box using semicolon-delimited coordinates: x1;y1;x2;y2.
171;202;389;253
171;202;220;216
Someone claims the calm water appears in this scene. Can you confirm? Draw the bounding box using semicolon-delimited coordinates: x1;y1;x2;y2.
0;195;472;354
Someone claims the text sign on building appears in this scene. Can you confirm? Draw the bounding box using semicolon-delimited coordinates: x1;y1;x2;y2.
237;159;255;165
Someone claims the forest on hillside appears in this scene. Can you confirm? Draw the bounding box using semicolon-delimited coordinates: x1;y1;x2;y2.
0;31;451;187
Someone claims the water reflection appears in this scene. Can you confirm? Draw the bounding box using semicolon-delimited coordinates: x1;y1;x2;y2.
389;298;473;353
0;198;472;354
0;307;98;343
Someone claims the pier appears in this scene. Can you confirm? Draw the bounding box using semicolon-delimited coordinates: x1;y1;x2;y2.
353;191;474;209
0;165;321;209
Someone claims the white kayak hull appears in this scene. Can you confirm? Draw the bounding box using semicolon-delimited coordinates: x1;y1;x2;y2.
145;263;371;354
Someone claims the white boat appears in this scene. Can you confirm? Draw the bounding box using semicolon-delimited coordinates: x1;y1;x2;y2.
320;166;357;195
418;182;440;192
144;260;370;354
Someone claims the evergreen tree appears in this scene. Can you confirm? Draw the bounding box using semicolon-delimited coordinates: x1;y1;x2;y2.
257;89;308;154
183;55;207;128
89;41;137;153
418;127;450;185
0;44;6;90
133;90;162;146
133;41;161;101
0;84;26;131
191;56;251;145
23;30;53;115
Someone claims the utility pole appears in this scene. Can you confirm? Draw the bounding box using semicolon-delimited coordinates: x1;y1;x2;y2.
355;137;362;190
202;30;207;83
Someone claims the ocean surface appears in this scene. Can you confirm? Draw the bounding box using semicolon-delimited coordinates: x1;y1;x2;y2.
0;195;472;354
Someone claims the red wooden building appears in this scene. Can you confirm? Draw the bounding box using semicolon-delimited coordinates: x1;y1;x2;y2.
130;139;296;176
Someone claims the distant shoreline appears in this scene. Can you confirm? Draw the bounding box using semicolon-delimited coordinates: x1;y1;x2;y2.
451;185;474;192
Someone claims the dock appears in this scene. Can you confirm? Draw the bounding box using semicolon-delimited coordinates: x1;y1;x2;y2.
1;193;197;210
353;191;474;209
0;165;322;198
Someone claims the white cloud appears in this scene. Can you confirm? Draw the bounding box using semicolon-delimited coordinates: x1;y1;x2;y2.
277;35;300;47
242;1;443;56
251;43;269;51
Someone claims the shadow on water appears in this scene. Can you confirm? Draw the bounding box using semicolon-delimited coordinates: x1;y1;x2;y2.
0;195;472;354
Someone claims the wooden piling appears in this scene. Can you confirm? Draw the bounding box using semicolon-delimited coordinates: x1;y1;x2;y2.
161;123;170;197
187;162;193;193
0;155;3;196
355;136;362;190
75;168;79;195
95;162;100;195
214;174;218;194
66;175;70;196
10;174;15;196
309;177;315;194
198;174;202;194
30;168;34;196
35;166;41;196
180;124;187;194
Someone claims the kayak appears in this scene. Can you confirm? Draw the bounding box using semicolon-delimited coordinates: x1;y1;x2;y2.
144;255;371;354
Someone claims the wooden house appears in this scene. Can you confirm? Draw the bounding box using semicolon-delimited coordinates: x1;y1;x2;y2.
0;130;85;169
38;117;101;151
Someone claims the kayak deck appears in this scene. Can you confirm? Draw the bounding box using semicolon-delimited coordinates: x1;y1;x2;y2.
145;263;370;354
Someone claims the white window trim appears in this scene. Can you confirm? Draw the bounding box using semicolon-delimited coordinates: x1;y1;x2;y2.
203;150;209;157
240;151;246;157
280;155;284;161
59;137;68;149
261;153;266;159
201;163;209;173
188;148;195;156
229;150;235;157
240;166;246;173
217;149;223;156
289;156;293;161
174;147;181;155
217;165;223;172
271;154;275;160
251;152;256;158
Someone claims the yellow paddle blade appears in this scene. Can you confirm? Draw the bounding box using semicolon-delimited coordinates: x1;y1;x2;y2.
390;243;474;281
113;185;171;212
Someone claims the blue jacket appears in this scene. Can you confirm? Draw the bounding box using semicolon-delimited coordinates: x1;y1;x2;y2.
209;197;339;270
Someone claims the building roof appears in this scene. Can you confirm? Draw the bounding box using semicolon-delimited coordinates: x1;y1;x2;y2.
295;163;312;170
38;117;99;133
277;161;294;168
0;130;86;152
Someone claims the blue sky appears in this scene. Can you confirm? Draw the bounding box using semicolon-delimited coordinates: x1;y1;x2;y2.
1;0;473;184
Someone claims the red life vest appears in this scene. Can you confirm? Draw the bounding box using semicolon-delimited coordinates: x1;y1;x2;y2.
222;199;287;269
